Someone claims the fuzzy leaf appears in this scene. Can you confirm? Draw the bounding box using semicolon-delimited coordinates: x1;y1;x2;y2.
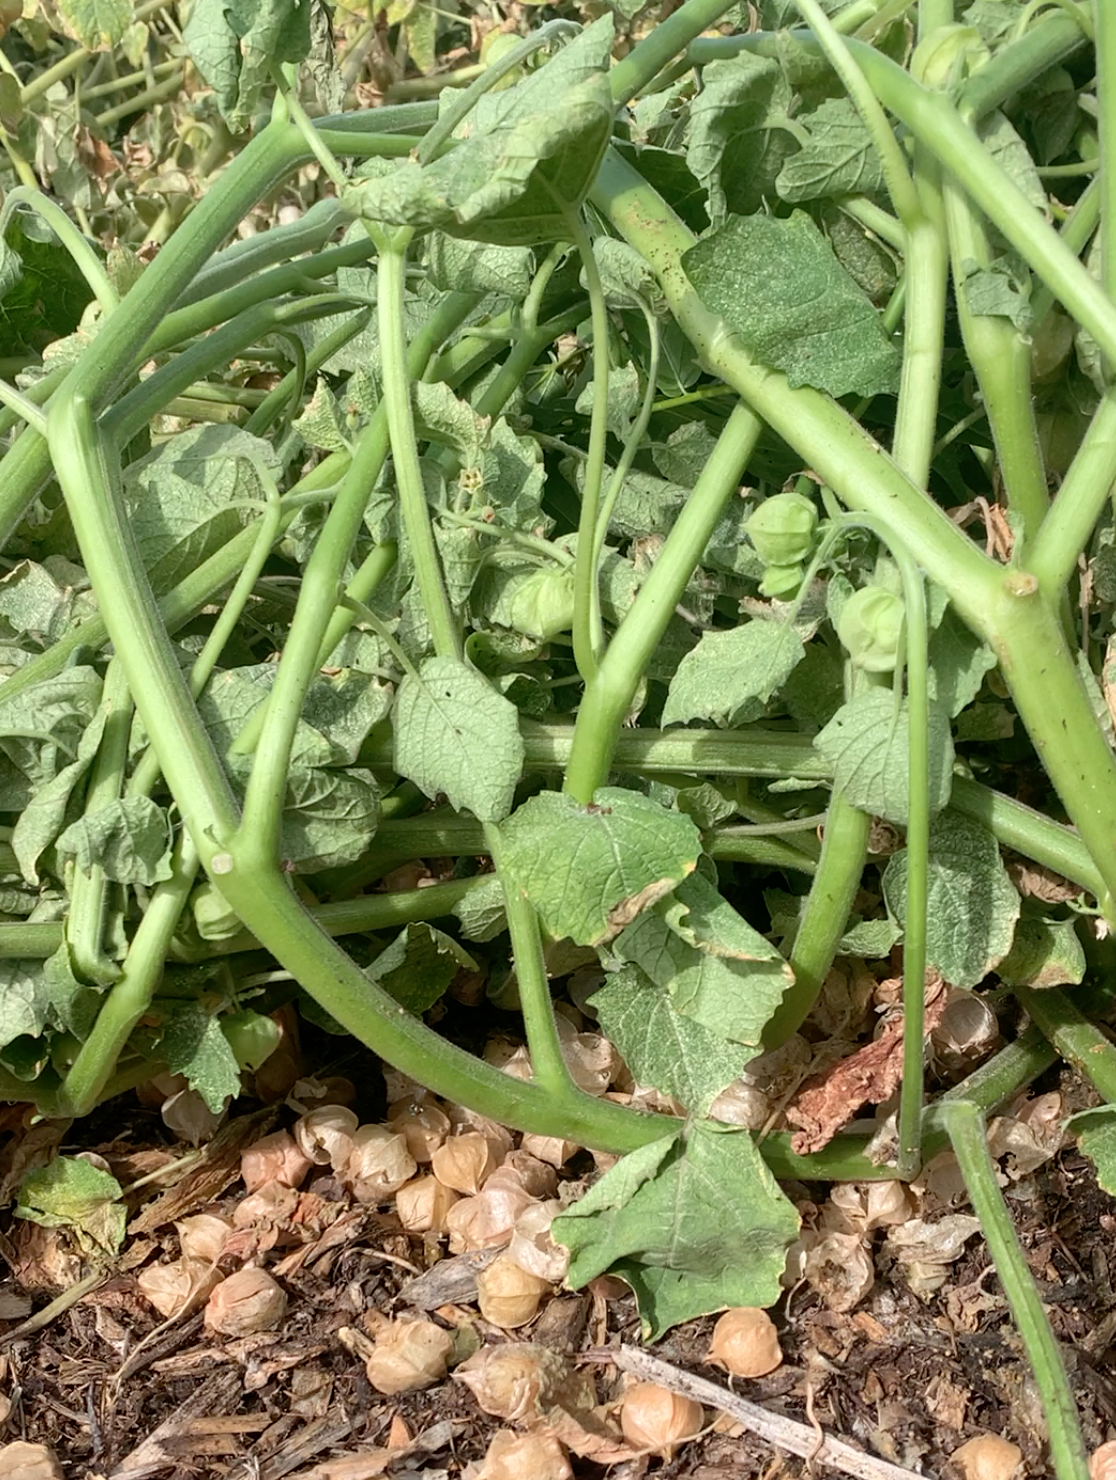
683;211;901;397
776;98;885;203
554;1121;799;1338
366;923;477;1014
686;53;794;222
883;813;1020;988
160;1003;242;1114
996;916;1085;989
663;621;805;727
814;689;955;825
183;0;312;132
593;965;752;1114
499;788;701;946
16;1157;125;1256
57;796;173;885
393;658;524;822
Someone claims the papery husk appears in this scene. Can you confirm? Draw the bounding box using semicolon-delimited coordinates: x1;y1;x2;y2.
0;1440;63;1480
885;1214;981;1297
344;1125;417;1202
951;1433;1024;1480
619;1382;703;1454
803;1232;875;1312
232;1180;300;1228
161;1088;228;1146
507;1200;569;1284
241;1130;312;1192
483;1037;532;1082
740;1034;812;1095
432;1132;499;1195
286;1075;356;1114
501;1150;558;1199
465;1429;572;1480
454;1344;632;1463
292;1105;359;1169
827;1179;913;1235
555;1016;614;1096
1091;1440;1116;1480
708;1079;770;1130
519;1133;579;1169
476;1253;550;1329
395;1174;459;1234
387;1096;452;1163
137;1258;222;1319
444;1179;537;1253
175;1213;232;1264
707;1308;783;1378
204;1266;288;1336
444;1108;514;1163
931;989;999;1070
363;1318;454;1396
987;1091;1066;1179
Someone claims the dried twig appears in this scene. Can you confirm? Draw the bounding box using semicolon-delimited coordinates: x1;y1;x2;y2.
604;1345;922;1480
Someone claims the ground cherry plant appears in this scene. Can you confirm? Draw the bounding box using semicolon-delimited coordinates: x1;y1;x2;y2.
1;1;1116;1471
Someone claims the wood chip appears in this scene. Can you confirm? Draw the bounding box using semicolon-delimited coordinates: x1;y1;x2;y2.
396;1248;499;1309
110;1369;244;1477
128;1108;278;1235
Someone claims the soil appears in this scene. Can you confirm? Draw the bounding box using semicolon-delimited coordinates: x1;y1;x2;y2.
2;1061;1115;1480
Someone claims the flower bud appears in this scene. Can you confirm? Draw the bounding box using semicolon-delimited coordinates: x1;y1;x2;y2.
746;493;818;566
837;586;905;672
707;1308;782;1378
619;1382;703;1454
476;1253;550;1328
204;1267;287;1336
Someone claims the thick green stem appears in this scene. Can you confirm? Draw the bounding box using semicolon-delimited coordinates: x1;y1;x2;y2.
563;405;762;801
1028;388;1116;594
1015;985;1116;1103
928;1100;1089;1480
1093;0;1116;313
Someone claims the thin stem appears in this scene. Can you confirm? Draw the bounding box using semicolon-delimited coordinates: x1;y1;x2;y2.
1028;388;1116;594
1;187;118;315
563;404;762;802
928;1100;1089;1480
608;0;738;106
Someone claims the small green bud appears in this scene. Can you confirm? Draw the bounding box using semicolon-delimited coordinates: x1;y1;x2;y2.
746;493;818;567
504;566;576;641
759;562;805;599
837;586;905;672
192;882;241;942
221;1009;282;1071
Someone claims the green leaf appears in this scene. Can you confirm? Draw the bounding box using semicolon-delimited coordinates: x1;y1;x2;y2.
1069;1107;1116;1196
160;1003;242;1114
499;788;701;946
663;621;806;727
183;0;311;132
554;1121;799;1338
279;768;381;872
195;664;333;776
123;427;279;593
996;916;1085;989
425;235;535;298
292;378;351;452
16;1156;126;1257
414;380;488;467
300;670;394;766
366;923;477;1014
682;212;901;397
0;666;103;810
614;889;791;1048
776;98;885;203
593;965;751;1114
346;19;616;245
928;605;998;717
685;53;795;223
814;689;955;826
0;559;98;644
393;657;524;823
56;797;173;885
0;960;53;1050
56;0;132;47
961;259;1033;332
839;915;902;956
453;874;508;942
882;813;1020;988
11;704;107;886
0;209;93;358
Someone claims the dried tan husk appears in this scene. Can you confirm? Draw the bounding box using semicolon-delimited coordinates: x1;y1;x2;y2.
204;1266;288;1336
476;1254;550;1329
507;1200;569;1284
432;1131;498;1195
175;1213;232;1264
395;1175;459;1234
241;1130;312;1192
951;1434;1024;1480
363;1318;454;1396
137;1258;222;1319
387;1096;452;1163
344;1125;417;1202
0;1440;64;1480
803;1232;875;1312
465;1429;572;1480
619;1382;703;1454
292;1104;359;1168
707;1308;783;1378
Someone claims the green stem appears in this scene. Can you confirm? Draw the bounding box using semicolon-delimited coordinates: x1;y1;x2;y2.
928;1100;1089;1480
608;0;738;106
1014;985;1116;1103
0;188;117;315
1030;176;1100;331
1028;388;1116;594
563;405;762;801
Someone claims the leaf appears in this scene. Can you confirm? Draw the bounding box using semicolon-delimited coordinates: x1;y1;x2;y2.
0;559;97;643
553;1121;799;1338
57;797;173;885
882;813;1020;988
279;767;381;872
1069;1107;1116;1196
425;235;535;298
16;1157;126;1257
962;259;1033;332
814;689;955;826
299;671;393;766
346;19;616;246
0;207;93;358
366;923;477;1014
614;897;791;1048
160;1003;242;1114
123;427;279;593
593;965;752;1114
393;657;524;823
453;874;508;942
0;960;53;1050
663;621;805;728
183;0;312;132
776;98;886;203
682;212;901;397
499;788;701;946
11;704;107;886
928;605;998;717
56;0;132;48
685;53;794;223
0;666;104;810
996;916;1085;989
